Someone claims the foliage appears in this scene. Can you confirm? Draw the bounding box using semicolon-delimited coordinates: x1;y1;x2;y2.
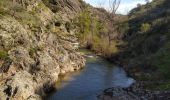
75;9;93;47
140;23;151;33
0;50;8;60
122;0;170;90
145;82;170;91
0;0;10;15
151;42;170;79
75;8;119;57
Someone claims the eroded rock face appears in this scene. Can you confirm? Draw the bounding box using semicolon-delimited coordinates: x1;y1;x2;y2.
0;0;85;99
42;0;84;20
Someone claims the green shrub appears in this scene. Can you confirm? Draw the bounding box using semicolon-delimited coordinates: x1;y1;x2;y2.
140;23;151;33
75;9;92;46
0;50;8;60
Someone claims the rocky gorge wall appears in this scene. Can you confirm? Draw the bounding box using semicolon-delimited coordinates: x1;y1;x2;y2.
0;0;85;99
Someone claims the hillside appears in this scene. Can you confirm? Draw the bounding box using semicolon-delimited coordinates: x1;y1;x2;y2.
97;1;170;99
119;0;170;90
0;0;86;99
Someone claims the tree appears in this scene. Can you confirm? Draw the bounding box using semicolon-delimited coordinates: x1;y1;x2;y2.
107;0;121;46
109;0;121;17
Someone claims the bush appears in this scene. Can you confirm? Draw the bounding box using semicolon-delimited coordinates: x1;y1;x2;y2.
140;23;151;33
0;50;8;60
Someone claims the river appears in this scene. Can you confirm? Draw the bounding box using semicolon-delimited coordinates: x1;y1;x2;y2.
48;56;135;100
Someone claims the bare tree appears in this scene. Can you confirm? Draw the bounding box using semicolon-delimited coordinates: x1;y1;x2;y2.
109;0;121;17
107;0;121;46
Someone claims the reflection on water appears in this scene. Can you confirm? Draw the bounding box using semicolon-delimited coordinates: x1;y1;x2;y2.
48;57;135;100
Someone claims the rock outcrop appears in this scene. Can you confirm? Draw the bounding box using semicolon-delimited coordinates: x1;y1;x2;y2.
42;0;84;20
0;0;85;99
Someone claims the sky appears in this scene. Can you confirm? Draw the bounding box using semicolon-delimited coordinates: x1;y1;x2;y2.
84;0;149;14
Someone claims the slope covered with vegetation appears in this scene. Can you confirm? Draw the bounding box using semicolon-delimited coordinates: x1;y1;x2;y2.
119;0;170;90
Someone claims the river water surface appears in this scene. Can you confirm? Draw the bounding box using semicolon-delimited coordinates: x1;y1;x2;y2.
48;57;135;100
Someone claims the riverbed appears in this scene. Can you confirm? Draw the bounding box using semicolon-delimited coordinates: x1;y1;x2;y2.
48;57;135;100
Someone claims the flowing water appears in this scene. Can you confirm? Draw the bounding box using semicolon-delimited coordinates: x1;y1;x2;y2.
48;57;135;100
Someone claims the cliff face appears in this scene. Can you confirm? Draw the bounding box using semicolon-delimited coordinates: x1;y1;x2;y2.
42;0;85;20
0;0;85;99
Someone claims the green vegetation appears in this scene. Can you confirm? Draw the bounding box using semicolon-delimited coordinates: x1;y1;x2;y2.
0;0;41;28
140;23;151;33
75;8;122;57
151;42;170;80
145;82;170;91
120;0;170;90
0;50;8;60
0;0;10;16
0;0;23;16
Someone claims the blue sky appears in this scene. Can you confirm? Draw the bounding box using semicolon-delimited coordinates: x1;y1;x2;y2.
84;0;149;14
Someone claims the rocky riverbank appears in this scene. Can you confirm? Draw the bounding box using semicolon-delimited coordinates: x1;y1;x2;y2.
98;82;170;100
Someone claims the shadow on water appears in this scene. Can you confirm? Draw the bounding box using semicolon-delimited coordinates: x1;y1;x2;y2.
48;57;135;100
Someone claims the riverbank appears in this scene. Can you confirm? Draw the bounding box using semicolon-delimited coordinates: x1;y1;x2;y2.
98;82;170;100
